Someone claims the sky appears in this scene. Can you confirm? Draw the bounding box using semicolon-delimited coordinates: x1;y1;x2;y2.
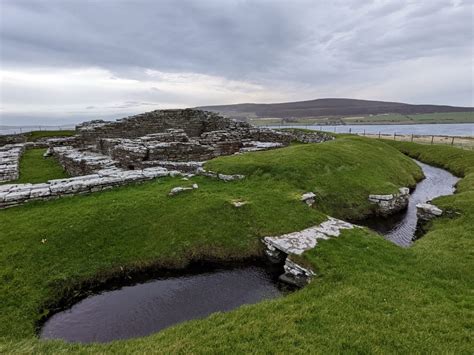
0;0;473;126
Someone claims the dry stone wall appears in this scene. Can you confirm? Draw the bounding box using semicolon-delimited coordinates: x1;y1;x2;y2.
369;187;410;216
0;144;25;182
0;167;174;209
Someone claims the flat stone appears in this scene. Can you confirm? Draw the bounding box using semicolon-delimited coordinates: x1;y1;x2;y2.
416;203;443;220
263;217;357;255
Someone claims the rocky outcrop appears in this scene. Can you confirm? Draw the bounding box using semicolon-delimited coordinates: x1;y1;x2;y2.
263;217;359;286
0;144;25;182
369;187;410;216
416;203;443;221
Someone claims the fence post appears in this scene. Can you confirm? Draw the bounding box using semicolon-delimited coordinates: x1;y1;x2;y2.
349;128;352;134
431;135;434;145
394;132;396;140
378;131;381;139
451;137;455;146
411;134;414;142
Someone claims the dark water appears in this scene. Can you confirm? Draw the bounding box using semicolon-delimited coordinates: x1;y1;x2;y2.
362;161;459;246
269;123;474;136
40;265;285;343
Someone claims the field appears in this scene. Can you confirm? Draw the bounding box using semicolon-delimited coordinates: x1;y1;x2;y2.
366;133;474;150
1;136;473;353
249;111;474;126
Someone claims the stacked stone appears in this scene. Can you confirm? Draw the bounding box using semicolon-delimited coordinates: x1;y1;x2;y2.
0;166;173;209
49;146;118;176
199;130;243;156
263;217;359;286
240;141;284;152
369;187;410;216
76;109;240;145
0;144;25;182
280;129;334;143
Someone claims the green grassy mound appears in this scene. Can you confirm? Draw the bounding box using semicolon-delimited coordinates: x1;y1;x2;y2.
1;137;472;353
2;148;68;185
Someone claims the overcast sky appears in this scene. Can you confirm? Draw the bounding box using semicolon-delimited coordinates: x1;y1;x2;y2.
0;0;473;126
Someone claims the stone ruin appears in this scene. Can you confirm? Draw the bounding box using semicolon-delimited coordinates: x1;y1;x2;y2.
0;109;333;208
50;109;333;176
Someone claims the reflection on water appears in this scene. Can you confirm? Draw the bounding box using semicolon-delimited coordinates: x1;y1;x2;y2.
40;264;286;343
361;161;458;246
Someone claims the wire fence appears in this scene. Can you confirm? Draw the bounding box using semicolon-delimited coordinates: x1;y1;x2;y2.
0;126;75;136
264;124;474;151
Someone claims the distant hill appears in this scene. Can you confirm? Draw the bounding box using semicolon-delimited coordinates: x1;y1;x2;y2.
197;98;474;120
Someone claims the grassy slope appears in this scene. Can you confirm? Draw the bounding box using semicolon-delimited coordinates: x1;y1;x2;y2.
1;137;472;353
250;111;474;126
25;130;75;142
3;148;68;184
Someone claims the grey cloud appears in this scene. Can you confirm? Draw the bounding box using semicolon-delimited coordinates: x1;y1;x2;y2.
0;0;473;126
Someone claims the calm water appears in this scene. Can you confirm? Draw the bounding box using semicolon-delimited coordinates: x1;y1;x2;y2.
361;161;459;247
269;123;474;136
40;265;285;343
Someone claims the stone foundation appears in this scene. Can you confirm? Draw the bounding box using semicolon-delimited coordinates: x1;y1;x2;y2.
48;146;117;176
0;167;176;209
369;187;410;216
0;144;25;182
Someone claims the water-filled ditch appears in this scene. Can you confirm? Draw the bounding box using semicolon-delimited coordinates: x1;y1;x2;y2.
40;160;458;343
40;263;288;343
361;160;459;246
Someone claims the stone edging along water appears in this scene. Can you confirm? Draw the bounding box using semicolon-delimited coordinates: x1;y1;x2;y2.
262;217;361;287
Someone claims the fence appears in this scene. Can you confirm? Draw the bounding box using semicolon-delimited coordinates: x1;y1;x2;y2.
0;126;75;136
263;124;474;151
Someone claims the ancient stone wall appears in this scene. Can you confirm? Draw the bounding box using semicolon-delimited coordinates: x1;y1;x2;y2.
0;144;25;182
76;109;241;146
369;187;410;216
48;146;117;176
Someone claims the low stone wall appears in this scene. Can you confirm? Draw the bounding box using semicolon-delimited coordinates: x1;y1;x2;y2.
0;167;175;209
48;146;118;176
278;129;334;143
369;187;410;216
0;144;25;182
0;134;27;146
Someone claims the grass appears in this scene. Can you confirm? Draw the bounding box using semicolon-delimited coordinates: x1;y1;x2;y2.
250;111;474;126
25;130;75;142
1;137;473;353
2;148;68;184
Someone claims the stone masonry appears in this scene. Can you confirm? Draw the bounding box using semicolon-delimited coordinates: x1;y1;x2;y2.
56;109;333;174
0;144;25;182
263;217;360;287
369;187;410;216
0;109;333;207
